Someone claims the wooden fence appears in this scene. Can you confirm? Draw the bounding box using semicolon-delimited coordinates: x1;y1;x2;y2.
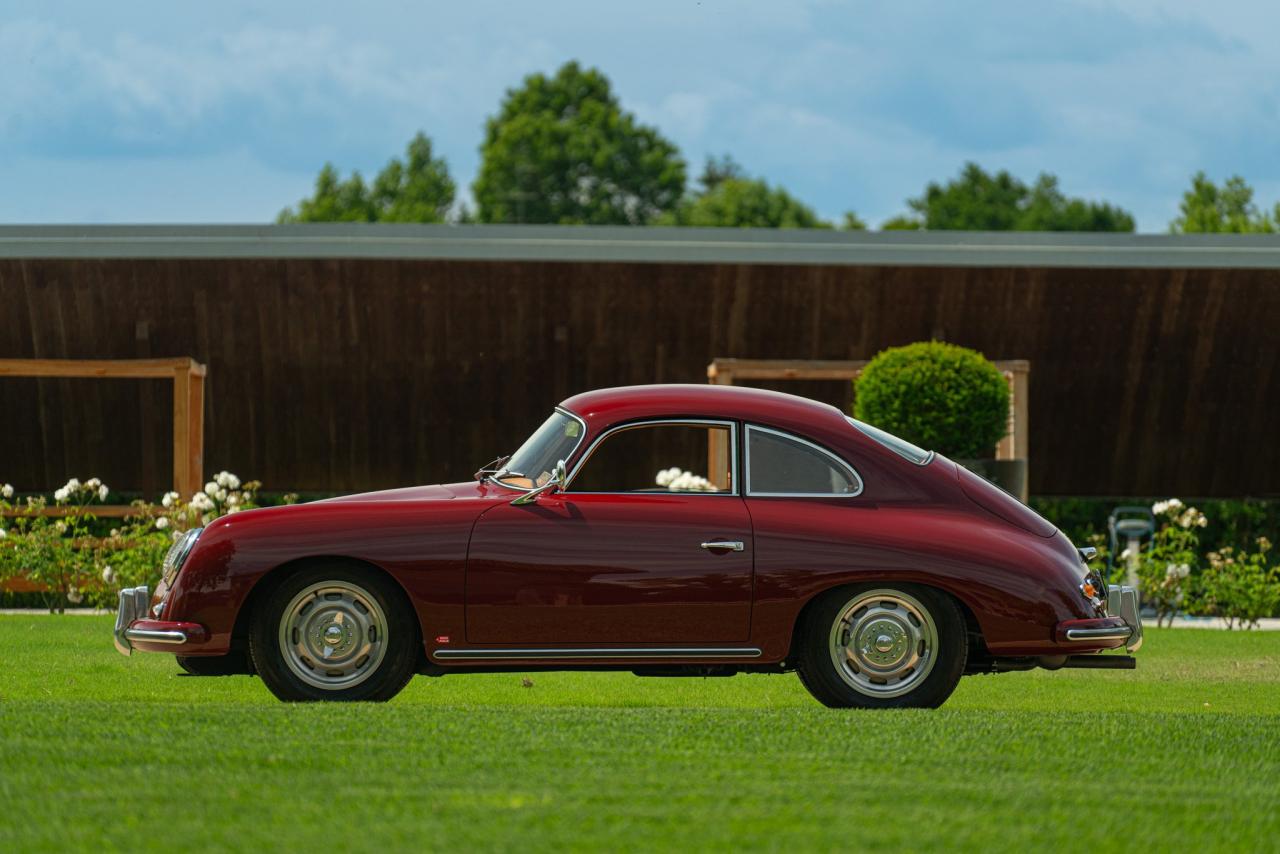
2;257;1278;497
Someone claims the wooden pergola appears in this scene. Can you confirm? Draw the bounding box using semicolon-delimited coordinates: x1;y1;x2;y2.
0;358;206;517
707;358;1029;463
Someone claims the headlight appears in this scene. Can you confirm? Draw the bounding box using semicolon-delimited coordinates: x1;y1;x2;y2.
162;528;203;585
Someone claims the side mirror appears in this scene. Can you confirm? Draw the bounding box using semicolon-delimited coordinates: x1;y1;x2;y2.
510;459;567;506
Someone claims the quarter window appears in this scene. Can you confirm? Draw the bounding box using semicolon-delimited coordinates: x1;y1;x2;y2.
569;422;735;494
746;426;862;497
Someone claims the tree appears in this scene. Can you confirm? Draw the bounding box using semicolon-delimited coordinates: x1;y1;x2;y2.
661;155;833;229
473;61;686;225
662;177;831;229
1170;172;1278;233
882;163;1134;232
279;132;455;223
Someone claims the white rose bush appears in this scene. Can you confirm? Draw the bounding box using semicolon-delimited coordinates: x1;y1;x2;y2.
0;478;113;613
0;472;267;612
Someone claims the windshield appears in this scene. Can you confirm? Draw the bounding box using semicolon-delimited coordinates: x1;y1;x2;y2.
493;409;585;489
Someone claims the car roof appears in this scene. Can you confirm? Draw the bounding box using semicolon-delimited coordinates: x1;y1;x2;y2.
560;384;847;437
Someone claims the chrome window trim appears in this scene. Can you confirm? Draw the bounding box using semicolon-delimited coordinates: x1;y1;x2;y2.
489;406;589;493
847;417;935;466
744;424;865;498
564;418;740;496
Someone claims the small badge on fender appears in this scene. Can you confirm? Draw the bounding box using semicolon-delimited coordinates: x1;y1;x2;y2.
435;635;450;644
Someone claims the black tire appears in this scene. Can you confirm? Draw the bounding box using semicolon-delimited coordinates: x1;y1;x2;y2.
177;651;252;676
793;583;967;709
249;562;419;702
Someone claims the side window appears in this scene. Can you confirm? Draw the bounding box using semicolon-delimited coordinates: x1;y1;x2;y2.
746;426;862;497
569;422;735;493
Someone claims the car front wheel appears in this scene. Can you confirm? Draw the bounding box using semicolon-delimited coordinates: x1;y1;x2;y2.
794;584;966;709
250;563;418;702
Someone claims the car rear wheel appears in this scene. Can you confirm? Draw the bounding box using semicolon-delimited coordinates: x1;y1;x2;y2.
794;584;966;709
250;563;418;702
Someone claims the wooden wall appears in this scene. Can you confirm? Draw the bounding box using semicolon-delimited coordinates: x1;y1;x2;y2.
2;257;1277;497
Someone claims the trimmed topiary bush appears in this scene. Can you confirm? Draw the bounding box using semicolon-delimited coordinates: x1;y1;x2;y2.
854;341;1009;459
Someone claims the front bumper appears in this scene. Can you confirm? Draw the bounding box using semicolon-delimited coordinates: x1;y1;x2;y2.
113;586;207;656
1054;584;1143;653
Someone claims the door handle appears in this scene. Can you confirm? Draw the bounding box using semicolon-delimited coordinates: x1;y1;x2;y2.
700;540;745;552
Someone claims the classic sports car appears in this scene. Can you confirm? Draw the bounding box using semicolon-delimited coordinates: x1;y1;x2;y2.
114;384;1141;708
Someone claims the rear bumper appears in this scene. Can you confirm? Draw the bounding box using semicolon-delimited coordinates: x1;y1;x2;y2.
1054;584;1143;653
113;586;208;656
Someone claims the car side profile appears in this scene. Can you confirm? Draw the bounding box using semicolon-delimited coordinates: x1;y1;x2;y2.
114;384;1141;708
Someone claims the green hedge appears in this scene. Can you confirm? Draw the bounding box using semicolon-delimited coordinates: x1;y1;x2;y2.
854;341;1009;459
1032;496;1280;554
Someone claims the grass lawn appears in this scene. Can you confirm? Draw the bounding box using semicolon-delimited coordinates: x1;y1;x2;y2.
1;617;1278;851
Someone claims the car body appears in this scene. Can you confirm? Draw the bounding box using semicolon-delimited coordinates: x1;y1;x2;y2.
114;384;1141;707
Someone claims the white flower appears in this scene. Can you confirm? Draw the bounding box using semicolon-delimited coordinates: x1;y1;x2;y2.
224;473;240;490
66;588;84;605
216;488;228;502
1;484;13;498
190;492;215;512
86;477;101;490
226;493;240;506
204;481;219;496
54;521;67;533
98;484;109;502
110;529;120;537
155;517;170;530
1166;563;1191;579
53;487;69;502
1118;548;1132;561
161;491;179;508
1151;498;1183;516
0;528;6;538
227;505;240;514
65;478;81;491
102;565;116;585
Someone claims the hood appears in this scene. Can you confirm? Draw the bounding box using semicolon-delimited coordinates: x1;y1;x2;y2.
318;484;457;504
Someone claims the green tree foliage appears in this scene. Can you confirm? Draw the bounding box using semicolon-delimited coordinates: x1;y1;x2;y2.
882;163;1134;232
1170;172;1279;233
661;155;833;229
853;341;1010;459
473;62;685;224
279;132;455;223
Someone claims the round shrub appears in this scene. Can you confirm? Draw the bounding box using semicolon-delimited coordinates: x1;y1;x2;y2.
854;341;1009;459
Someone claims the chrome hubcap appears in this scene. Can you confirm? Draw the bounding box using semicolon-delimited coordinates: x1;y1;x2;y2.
278;580;388;690
829;589;938;698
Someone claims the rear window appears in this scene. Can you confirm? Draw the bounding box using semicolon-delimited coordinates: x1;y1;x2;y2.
848;418;933;465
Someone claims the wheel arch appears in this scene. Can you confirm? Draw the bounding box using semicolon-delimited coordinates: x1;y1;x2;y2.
230;555;421;653
785;579;988;666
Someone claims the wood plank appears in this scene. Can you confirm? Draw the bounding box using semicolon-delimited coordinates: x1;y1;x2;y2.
0;357;200;379
0;504;141;518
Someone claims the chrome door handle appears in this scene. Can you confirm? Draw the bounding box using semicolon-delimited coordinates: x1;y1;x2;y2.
700;540;744;552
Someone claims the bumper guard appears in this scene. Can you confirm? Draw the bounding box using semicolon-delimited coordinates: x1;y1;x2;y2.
113;586;204;656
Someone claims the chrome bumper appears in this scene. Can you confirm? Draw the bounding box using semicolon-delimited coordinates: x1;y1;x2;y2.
1107;584;1143;652
113;585;191;656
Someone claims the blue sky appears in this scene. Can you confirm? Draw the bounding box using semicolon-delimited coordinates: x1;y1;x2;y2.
2;0;1278;230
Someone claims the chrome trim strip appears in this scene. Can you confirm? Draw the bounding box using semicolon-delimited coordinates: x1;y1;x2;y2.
1065;627;1134;641
124;628;189;644
564;418;740;496
488;406;588;494
744;424;865;498
433;647;763;660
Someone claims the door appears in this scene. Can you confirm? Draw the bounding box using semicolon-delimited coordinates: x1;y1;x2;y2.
465;420;753;645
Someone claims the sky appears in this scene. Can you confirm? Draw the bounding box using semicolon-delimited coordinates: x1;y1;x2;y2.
2;0;1279;231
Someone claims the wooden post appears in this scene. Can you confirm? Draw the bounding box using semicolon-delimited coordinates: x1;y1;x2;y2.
0;357;207;514
172;361;206;498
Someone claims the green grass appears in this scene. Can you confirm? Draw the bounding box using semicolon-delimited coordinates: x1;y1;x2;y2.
1;618;1278;851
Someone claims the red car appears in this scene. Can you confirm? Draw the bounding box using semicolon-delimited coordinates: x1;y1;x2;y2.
114;384;1141;708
